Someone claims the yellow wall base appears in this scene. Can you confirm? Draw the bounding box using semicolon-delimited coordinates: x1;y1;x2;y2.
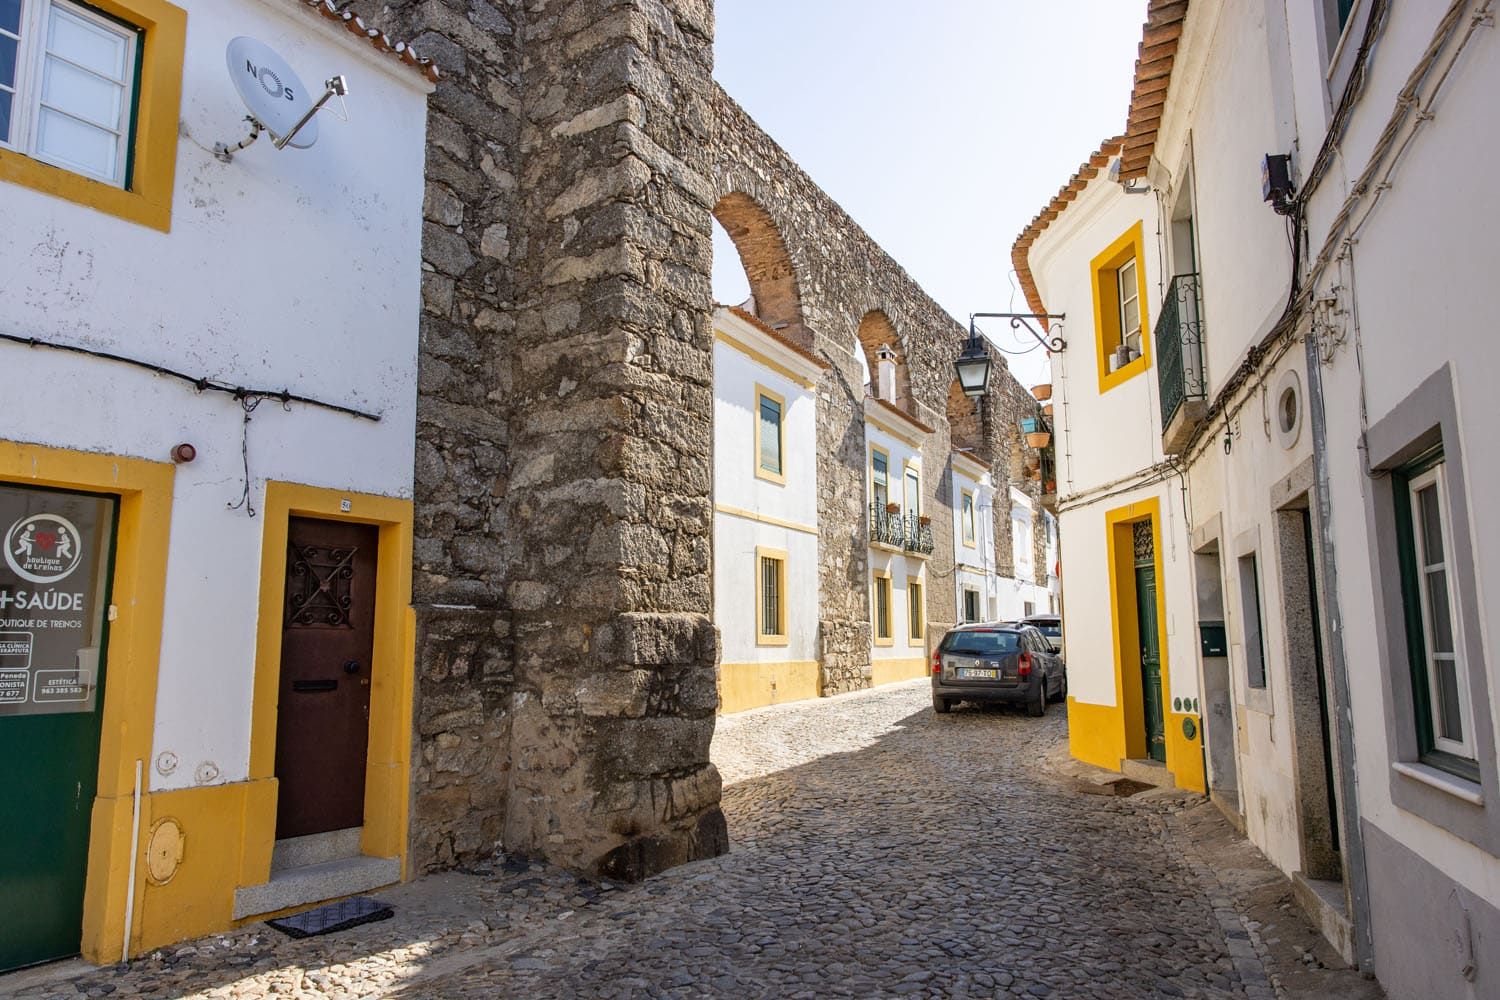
720;660;820;714
1066;698;1207;793
871;656;927;687
1066;698;1127;772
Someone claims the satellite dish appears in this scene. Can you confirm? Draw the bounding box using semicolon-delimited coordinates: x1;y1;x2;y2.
226;36;319;148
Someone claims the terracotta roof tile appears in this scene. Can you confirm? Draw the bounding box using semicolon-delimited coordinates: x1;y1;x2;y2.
293;1;441;85
723;305;831;371
870;396;935;437
1008;0;1191;317
1007;135;1125;321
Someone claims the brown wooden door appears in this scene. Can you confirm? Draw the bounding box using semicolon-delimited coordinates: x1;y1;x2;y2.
274;517;378;839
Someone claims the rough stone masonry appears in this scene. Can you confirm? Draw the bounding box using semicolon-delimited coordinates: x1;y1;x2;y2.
350;0;1050;883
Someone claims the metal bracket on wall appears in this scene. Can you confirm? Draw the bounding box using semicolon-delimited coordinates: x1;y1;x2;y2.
970;312;1067;354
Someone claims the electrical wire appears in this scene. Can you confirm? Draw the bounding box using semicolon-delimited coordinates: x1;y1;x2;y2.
0;331;383;422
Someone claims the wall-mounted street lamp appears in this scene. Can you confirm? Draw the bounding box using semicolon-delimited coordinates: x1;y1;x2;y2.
955;312;1067;399
953;326;993;398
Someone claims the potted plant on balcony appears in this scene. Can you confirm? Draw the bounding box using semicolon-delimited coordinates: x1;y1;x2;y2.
1025;429;1051;449
1042;403;1054;418
917;514;931;526
1031;383;1052;401
885;501;902;515
1044;478;1056;493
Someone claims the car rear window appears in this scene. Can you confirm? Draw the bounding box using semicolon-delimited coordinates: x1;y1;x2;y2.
940;630;1021;655
1032;624;1062;637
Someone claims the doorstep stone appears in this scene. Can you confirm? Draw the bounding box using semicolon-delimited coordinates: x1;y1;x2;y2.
1120;757;1176;789
233;854;400;921
271;827;363;872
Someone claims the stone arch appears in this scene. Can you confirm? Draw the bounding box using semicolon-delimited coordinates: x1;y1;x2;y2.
855;310;912;411
947;379;986;458
712;192;811;349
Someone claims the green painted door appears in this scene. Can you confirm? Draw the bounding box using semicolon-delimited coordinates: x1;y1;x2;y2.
1135;564;1167;763
0;484;118;972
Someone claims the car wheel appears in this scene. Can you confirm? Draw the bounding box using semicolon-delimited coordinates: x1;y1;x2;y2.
933;695;951;714
1028;678;1046;717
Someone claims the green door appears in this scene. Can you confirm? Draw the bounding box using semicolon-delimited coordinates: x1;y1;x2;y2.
0;484;118;972
1135;564;1167;763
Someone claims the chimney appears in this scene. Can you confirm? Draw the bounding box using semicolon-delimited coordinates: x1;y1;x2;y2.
875;344;898;402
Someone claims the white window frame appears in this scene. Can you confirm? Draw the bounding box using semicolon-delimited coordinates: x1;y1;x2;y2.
1117;257;1142;356
0;0;138;187
1408;463;1476;760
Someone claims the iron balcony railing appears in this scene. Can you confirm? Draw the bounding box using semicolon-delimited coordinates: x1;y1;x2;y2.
1156;272;1207;431
904;516;935;556
870;503;905;547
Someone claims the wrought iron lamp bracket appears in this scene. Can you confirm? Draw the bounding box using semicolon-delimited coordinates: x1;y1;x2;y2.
970;312;1067;354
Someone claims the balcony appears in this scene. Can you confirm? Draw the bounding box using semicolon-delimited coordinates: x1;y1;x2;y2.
904;515;935;556
870;503;905;549
1156;272;1207;454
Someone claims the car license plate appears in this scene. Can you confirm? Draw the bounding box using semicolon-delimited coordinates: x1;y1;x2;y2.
958;667;998;679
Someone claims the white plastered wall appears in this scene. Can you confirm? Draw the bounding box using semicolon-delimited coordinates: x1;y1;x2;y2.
0;0;430;792
865;422;925;660
712;338;820;664
1286;0;1500;927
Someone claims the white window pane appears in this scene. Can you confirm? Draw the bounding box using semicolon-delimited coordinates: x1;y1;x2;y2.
36;105;117;180
1122;295;1140;335
1435;659;1464;742
48;6;127;81
1424;568;1455;654
1417;484;1444;567
43;55;123;130
0;33;16;89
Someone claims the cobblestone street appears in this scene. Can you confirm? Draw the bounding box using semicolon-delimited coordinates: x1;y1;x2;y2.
8;681;1381;999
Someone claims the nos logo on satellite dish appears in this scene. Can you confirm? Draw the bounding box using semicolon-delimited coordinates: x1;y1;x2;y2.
225;36;319;149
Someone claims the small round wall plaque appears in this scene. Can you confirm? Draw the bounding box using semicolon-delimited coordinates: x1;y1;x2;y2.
1182;717;1198;741
146;818;185;885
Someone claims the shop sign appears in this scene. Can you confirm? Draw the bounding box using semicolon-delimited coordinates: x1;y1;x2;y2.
0;486;115;717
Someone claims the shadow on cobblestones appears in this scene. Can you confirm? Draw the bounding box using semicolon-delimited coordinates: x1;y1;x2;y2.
4;681;1381;999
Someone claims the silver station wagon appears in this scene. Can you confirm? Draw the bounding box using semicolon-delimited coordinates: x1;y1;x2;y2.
930;622;1067;716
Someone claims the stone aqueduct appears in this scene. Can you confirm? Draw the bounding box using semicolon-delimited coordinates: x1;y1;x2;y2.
349;0;1049;880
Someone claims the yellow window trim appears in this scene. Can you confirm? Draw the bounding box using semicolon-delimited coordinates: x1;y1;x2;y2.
906;575;925;644
753;383;787;486
754;545;789;646
961;488;976;546
1090;221;1152;394
0;0;186;232
872;568;894;646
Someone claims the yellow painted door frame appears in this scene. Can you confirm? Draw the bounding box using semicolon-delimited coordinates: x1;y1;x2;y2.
0;440;174;965
243;482;415;894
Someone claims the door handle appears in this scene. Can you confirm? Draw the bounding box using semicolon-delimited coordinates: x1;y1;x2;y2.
343;660;361;675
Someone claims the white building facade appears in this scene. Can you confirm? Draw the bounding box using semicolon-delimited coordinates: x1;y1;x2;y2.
0;0;432;968
711;307;827;713
864;396;933;687
1018;0;1500;994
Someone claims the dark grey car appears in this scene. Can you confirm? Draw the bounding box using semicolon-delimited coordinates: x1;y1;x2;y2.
931;623;1067;716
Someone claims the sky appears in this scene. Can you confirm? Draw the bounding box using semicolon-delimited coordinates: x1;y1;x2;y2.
711;1;1145;389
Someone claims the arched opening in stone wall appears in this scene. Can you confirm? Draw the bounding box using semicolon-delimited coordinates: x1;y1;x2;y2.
855;310;912;413
712;192;811;349
947;379;986;458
